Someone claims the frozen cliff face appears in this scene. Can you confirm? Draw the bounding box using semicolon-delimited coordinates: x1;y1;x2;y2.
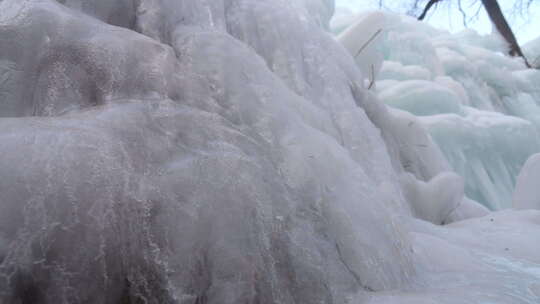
0;0;415;303
1;1;540;303
336;12;540;210
513;153;540;210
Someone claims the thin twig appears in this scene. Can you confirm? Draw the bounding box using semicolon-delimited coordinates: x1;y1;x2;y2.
354;29;383;58
368;64;376;90
458;0;468;27
418;0;443;21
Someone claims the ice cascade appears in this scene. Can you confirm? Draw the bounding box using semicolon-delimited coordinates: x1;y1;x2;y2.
336;11;540;210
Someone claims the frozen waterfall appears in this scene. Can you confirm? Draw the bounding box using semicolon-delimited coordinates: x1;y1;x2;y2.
0;0;539;303
336;11;540;210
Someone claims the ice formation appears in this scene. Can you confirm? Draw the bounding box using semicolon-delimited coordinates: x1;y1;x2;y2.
337;12;540;210
0;0;539;303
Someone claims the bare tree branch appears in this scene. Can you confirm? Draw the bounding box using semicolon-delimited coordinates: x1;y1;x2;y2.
354;29;383;58
458;0;468;27
480;0;531;67
418;0;444;21
469;1;484;23
368;65;376;90
378;0;534;69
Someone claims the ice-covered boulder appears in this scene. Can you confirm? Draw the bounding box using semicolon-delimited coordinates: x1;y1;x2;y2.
0;0;180;117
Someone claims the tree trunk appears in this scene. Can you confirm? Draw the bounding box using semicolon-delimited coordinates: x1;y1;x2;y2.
480;0;531;67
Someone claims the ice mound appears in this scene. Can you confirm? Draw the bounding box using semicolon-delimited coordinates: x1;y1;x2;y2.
400;172;464;225
363;103;486;225
337;11;540;209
